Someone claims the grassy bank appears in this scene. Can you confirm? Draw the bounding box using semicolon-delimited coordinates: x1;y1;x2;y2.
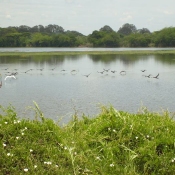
0;50;175;56
1;104;175;175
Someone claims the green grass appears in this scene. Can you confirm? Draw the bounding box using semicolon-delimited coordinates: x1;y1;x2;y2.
0;50;175;56
1;104;175;175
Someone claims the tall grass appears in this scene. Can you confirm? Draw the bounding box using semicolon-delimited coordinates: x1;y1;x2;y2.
0;104;175;174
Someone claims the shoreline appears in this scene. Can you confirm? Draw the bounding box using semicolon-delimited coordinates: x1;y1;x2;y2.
0;50;175;56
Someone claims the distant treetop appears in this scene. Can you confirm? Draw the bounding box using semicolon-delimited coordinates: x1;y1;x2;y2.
117;23;137;35
99;25;114;32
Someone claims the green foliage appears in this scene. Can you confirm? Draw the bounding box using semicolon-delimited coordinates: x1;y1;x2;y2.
27;33;52;47
152;27;175;47
118;23;137;35
1;104;175;174
99;25;114;32
121;33;152;47
88;31;120;47
0;24;175;47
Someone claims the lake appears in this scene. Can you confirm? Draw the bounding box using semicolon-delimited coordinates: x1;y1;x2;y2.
0;48;175;123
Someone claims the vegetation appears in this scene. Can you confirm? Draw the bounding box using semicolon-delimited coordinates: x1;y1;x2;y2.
0;23;175;47
1;50;175;57
1;103;175;174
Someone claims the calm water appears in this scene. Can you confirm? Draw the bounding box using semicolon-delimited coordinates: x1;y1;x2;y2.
0;50;175;123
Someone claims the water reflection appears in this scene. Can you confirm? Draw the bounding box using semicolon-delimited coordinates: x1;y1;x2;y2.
154;54;175;65
89;54;117;63
0;73;2;88
0;54;175;123
1;54;175;66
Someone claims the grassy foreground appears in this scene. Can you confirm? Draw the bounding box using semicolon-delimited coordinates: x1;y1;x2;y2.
1;104;175;175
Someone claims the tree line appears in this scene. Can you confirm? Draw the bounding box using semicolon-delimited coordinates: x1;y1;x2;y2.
0;23;175;47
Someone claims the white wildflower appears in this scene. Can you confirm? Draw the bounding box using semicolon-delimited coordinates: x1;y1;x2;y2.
96;156;101;160
135;136;138;139
5;122;8;124
21;132;24;135
172;159;174;163
110;163;114;167
7;153;11;156
3;143;6;147
146;135;149;138
30;149;33;152
24;168;28;172
55;165;58;168
34;165;37;168
64;146;67;150
24;127;27;130
113;129;116;133
14;120;17;124
44;161;52;165
17;120;21;123
108;128;111;131
16;137;19;140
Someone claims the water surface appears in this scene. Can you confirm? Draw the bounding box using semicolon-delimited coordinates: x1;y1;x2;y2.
0;53;175;123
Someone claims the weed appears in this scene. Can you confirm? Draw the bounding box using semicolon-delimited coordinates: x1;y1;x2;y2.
0;104;175;174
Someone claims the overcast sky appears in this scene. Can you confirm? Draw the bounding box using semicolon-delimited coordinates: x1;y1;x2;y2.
0;0;175;35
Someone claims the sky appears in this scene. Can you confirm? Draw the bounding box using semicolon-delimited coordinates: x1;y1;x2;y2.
0;0;175;35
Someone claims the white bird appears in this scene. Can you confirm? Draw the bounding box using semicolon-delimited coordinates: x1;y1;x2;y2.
4;75;16;81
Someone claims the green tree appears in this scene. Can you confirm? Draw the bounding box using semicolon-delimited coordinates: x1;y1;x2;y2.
18;25;31;32
99;25;114;32
121;33;151;47
152;27;175;47
45;24;64;34
51;34;78;47
88;31;105;47
118;23;137;35
137;28;151;34
88;30;120;47
28;33;51;47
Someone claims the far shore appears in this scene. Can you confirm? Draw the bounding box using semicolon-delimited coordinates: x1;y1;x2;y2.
0;49;175;56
